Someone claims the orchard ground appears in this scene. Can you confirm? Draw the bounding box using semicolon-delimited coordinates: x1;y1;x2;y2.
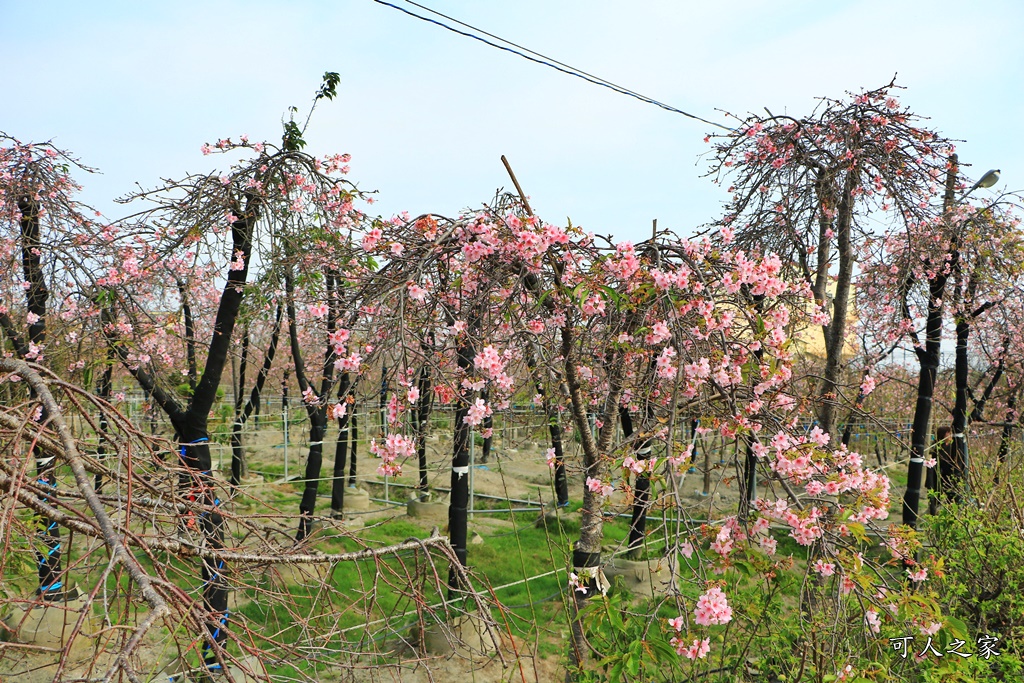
0;405;939;683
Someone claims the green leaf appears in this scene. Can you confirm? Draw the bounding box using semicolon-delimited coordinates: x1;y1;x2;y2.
650;638;677;660
599;285;622;305
625;652;640;678
282;120;307;151
733;559;755;576
608;606;624;631
317;72;340;101
847;522;868;544
945;616;969;639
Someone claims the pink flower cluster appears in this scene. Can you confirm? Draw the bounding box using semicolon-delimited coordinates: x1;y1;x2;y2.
370;433;416;476
645;320;672;345
585;477;614;499
464;397;492;426
667;615;710;660
865;609;881;634
812;559;836;577
622;455;657;475
407;283;428;302
474;345;505;380
656;346;678;379
334;351;362;373
693;586;732;626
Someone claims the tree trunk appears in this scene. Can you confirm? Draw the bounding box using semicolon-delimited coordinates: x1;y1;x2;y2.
996;385;1019;483
230;306;282;487
969;349;1004;425
619;407;652;556
285;270;338;541
93;343;114;494
348;412;358;488
106;193;257;667
742;296;766;511
949;317;969;502
415;362;433;493
525;342;569;506
330;376;353;517
19;195;64;598
480;388;494;464
448;317;478;594
816;169;858;438
230;327;250;487
563;325;629;674
902;154;957;530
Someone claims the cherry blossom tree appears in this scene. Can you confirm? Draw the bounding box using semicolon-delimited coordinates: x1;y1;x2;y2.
706;82;952;441
0;134;99;599
859;153;1023;527
95;116;366;664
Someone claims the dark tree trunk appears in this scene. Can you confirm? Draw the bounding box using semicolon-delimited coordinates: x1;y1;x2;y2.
415;361;433;492
619;406;653;555
480;388;494;464
996;385;1019;483
563;324;630;673
282;368;290;409
902;315;942;530
285;270;338;541
448;318;477;593
230;327;250;487
177;279;198;394
253;388;260;428
949;317;970;502
902;154;957;530
103;190;258;666
230;305;282;487
525;342;569;506
969;349;1004;425
379;364;389;432
330;376;353;517
348;412;358;488
182;199;256;666
296;413;327;540
742;296;766;512
18;196;63;598
94;342;114;494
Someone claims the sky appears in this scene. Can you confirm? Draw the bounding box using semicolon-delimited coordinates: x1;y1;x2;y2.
3;0;1022;244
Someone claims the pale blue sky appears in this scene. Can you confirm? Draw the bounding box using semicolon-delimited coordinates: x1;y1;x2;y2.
3;0;1021;242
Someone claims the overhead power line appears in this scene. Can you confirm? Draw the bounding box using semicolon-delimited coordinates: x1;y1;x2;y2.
370;0;731;130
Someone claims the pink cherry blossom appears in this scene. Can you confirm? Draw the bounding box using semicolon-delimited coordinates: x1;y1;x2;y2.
693;586;732;626
464;398;492;426
672;637;711;660
864;609;881;634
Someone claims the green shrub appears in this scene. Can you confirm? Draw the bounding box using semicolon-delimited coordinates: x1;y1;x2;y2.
926;479;1024;680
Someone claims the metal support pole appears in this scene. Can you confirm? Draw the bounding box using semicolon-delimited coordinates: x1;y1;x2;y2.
469;427;475;514
283;407;289;480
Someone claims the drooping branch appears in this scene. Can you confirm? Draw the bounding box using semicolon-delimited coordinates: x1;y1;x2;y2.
0;358;170;670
